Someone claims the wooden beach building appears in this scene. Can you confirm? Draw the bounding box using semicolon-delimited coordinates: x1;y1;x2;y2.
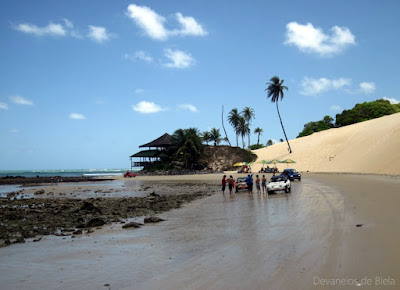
130;133;172;170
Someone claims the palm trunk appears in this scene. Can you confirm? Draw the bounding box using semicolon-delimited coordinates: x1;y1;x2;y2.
247;122;251;148
276;102;292;153
221;106;231;146
257;134;260;145
236;133;239;147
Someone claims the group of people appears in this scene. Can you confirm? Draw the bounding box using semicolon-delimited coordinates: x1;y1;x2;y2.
222;174;268;195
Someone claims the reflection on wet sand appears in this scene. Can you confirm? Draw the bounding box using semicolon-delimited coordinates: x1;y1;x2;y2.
0;176;348;289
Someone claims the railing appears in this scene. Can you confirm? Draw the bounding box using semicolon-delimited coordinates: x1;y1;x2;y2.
132;161;153;167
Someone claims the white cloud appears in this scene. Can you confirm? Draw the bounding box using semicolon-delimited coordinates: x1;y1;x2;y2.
127;4;168;40
126;4;207;40
330;105;342;111
132;101;166;114
0;102;8;110
164;49;195;69
10;95;34;106
69;113;86;120
172;13;208;37
87;25;110;43
15;22;67;36
63;19;73;29
285;22;355;56
359;82;376;94
134;89;145;94
9;128;20;134
382;97;399;104
178;104;198;112
125;51;153;63
300;77;351;96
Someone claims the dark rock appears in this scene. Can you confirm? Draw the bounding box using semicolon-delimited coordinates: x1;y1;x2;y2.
86;218;105;228
73;229;82;235
34;189;45;195
80;202;102;213
356;224;363;227
144;216;165;223
122;222;143;229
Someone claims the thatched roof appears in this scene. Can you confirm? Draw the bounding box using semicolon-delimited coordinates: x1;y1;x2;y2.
130;150;163;158
139;133;172;148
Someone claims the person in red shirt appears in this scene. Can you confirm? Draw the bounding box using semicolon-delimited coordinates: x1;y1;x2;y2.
222;175;227;194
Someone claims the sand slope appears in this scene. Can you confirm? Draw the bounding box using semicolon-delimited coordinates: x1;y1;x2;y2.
253;112;400;175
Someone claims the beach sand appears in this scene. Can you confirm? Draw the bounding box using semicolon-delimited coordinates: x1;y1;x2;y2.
1;114;400;289
1;173;399;289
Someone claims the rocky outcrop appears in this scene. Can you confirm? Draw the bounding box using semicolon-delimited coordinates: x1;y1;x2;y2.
199;146;257;171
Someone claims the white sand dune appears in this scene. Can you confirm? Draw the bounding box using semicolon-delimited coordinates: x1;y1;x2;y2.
252;112;400;175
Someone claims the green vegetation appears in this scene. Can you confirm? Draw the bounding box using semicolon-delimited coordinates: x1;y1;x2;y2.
254;127;263;146
265;76;292;153
228;107;254;148
242;107;255;147
297;99;400;138
297;116;335;138
169;128;204;169
335;99;397;127
209;128;222;146
249;144;264;150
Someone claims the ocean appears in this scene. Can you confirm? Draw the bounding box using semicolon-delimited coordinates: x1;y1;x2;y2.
0;168;142;178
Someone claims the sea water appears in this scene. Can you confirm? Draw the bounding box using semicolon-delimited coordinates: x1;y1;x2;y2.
0;168;142;178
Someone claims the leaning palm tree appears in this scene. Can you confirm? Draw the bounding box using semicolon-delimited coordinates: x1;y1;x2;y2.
228;108;241;147
265;76;292;153
254;127;263;146
241;107;255;147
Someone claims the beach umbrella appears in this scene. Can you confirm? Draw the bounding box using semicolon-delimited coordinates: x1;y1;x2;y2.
281;159;296;168
233;162;248;167
266;159;281;164
257;160;268;165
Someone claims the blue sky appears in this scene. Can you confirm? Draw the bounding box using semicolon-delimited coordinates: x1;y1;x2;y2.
1;0;399;170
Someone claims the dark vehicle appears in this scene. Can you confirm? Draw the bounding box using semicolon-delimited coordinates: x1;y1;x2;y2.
124;171;136;178
282;169;301;181
259;167;279;173
235;177;248;192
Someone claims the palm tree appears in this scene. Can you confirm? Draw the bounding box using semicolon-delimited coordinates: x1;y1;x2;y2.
209;128;222;146
265;76;292;153
200;131;211;145
254;127;263;145
237;116;249;148
241;107;255;147
170;128;204;168
228;108;241;147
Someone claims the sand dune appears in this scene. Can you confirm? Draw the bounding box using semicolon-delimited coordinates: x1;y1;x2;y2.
253;112;400;175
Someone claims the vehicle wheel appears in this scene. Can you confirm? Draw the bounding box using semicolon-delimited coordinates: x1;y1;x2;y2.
299;177;301;181
285;186;289;193
288;186;291;192
267;190;272;194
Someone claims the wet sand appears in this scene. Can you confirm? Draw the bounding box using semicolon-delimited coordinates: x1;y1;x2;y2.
0;173;399;289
